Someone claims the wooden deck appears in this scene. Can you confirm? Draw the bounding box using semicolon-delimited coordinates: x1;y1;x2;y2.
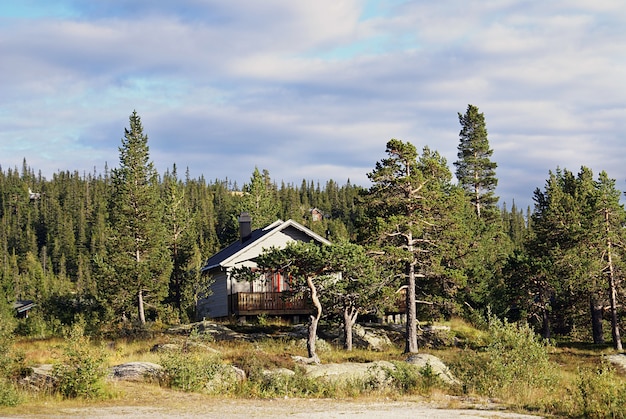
230;292;312;316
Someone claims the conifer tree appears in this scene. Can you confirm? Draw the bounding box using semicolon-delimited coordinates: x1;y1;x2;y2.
454;104;498;219
240;167;280;229
364;140;462;353
103;111;172;325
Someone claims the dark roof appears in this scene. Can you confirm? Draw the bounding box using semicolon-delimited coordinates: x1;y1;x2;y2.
201;219;330;273
13;300;35;313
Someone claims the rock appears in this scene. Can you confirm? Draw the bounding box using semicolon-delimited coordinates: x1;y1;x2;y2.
262;368;295;379
184;340;221;353
405;353;460;385
230;365;247;382
204;364;246;393
150;343;181;353
108;362;163;382
607;354;626;373
352;324;394;351
292;355;321;365
18;364;56;391
301;361;395;387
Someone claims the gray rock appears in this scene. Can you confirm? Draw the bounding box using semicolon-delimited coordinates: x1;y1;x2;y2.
18;364;56;391
262;367;295;378
405;353;460;385
108;362;163;382
352;324;394;351
150;343;181;353
302;361;396;387
607;353;626;373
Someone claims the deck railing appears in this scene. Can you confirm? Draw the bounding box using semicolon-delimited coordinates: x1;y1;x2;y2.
230;292;311;315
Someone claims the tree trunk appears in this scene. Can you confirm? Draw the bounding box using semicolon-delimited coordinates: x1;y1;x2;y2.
306;276;321;363
405;261;419;353
605;208;623;351
590;295;604;345
541;303;551;340
343;306;358;351
138;288;146;325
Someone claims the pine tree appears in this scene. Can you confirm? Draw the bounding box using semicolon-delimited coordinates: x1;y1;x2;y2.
364;140;462;353
454;104;498;219
103;111;172;325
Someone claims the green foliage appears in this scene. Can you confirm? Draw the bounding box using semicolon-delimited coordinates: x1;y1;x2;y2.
453;316;557;398
159;349;235;394
0;303;20;406
53;320;108;399
454;104;498;219
102;111;173;325
379;361;443;395
574;362;626;419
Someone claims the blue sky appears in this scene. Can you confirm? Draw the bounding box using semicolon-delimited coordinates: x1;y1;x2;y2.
1;0;625;209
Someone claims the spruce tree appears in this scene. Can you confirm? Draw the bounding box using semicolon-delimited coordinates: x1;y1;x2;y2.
104;111;172;325
454;104;498;219
239;167;280;229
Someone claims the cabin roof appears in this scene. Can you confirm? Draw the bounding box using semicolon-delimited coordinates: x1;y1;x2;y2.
201;219;330;272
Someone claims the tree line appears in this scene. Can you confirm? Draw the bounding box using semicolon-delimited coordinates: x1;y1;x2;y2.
0;106;623;351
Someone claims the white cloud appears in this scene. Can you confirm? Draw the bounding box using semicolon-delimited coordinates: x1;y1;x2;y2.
0;0;625;209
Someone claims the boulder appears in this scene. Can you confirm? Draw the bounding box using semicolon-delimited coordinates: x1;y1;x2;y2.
405;353;460;385
18;364;56;391
352;324;394;351
204;364;246;393
262;368;296;379
108;362;163;382
301;361;396;387
150;343;181;353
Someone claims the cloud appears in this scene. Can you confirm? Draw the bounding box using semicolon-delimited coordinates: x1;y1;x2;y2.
1;0;625;211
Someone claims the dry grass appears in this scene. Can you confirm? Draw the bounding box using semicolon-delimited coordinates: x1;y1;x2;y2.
5;320;626;418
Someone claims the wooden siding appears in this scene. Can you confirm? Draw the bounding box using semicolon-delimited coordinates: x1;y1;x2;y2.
198;270;229;319
230;292;312;316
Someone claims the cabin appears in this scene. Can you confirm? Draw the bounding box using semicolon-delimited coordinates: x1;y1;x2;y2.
197;213;331;321
13;300;35;318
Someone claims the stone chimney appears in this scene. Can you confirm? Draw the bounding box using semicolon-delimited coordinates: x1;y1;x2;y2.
239;212;252;242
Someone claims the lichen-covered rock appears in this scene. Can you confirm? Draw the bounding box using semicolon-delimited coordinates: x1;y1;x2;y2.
108;362;163;382
302;361;395;387
18;364;56;391
352;324;394;351
405;353;460;385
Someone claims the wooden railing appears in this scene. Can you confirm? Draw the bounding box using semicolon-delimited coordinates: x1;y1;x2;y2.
230;292;312;315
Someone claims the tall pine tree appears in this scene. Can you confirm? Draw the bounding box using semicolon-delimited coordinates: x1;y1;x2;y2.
103;111;172;325
454;104;498;219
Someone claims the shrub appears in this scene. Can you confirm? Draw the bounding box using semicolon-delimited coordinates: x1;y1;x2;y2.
53;321;108;399
0;306;21;406
452;316;558;400
574;362;626;419
376;361;445;395
159;349;235;394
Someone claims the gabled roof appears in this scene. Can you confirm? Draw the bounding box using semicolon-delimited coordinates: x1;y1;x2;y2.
201;219;330;273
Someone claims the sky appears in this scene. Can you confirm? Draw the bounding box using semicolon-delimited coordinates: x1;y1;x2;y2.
1;0;625;210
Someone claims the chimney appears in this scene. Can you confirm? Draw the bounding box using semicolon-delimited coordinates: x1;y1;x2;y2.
239;212;252;242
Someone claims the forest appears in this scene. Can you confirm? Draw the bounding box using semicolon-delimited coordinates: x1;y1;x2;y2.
0;106;623;351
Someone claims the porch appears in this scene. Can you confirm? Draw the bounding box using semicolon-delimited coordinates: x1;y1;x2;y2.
229;292;312;316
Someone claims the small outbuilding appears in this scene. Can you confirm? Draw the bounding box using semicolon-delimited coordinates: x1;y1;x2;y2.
13;300;35;318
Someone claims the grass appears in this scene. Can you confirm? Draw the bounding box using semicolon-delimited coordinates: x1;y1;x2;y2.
2;318;625;418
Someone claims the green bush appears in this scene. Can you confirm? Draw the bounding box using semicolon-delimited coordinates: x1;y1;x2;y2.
53;321;108;399
574;362;626;419
376;361;444;395
452;316;558;398
0;379;20;407
159;349;234;394
0;306;21;406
